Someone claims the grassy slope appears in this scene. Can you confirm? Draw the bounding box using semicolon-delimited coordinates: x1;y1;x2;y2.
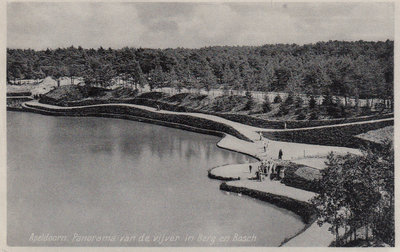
355;126;393;144
40;87;393;125
37;87;393;148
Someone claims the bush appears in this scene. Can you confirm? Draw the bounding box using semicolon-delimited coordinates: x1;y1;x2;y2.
284;93;294;105
322;94;334;107
295;96;303;108
327;104;342;118
309;96;317;109
309;111;319;120
278;102;290;115
244;91;254;110
274;94;282;103
262;95;271;112
297;112;306;120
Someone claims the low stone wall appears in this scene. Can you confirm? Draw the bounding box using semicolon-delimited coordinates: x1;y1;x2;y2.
220;182;317;225
207;168;240;181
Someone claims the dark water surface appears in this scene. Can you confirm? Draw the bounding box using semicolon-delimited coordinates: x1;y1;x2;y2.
7;111;304;246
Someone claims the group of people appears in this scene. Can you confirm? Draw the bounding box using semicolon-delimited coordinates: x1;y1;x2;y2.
251;159;285;182
248;133;285;181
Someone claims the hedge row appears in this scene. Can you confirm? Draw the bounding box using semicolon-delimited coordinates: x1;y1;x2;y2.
285;113;394;129
7;91;32;97
220;182;317;224
263;119;393;148
25;103;251;142
208;112;393;129
211;113;284;128
7;97;33;109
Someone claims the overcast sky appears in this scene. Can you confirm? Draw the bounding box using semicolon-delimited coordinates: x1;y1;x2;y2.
7;2;394;50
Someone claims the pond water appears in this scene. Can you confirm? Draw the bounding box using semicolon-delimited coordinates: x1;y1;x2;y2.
7;111;304;246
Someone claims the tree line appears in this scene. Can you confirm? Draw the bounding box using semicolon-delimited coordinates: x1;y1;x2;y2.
7;40;393;101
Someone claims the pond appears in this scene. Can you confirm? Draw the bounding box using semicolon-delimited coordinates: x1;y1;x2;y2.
7;111;304;246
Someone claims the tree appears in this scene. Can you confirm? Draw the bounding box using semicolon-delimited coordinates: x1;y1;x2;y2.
287;94;295;104
262;94;271;113
98;64;115;87
311;153;349;245
277;92;294;116
293;95;302;108
312;141;394;246
68;64;82;85
6;40;393;105
126;60;146;90
274;94;282;103
244;90;254;110
309;95;317;109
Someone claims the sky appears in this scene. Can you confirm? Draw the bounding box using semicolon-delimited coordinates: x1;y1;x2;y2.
7;2;395;50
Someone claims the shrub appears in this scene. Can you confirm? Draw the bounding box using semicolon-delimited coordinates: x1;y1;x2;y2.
322;94;334;107
309;111;319;120
295;96;303;108
244;91;254;110
297;112;306;120
309;96;317;109
274;94;282;103
277;105;289;116
284;93;294;105
327;104;341;118
262;95;271;112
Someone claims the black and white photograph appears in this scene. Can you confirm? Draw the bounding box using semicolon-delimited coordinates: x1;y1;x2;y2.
3;0;395;248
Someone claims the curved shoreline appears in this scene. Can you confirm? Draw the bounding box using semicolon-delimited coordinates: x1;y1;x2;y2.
21;102;251;141
15;101;335;246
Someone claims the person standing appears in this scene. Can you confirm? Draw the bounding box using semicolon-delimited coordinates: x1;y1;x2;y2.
278;149;283;160
249;164;252;173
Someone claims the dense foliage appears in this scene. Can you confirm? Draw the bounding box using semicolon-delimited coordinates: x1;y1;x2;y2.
7;40;393;101
311;141;394;246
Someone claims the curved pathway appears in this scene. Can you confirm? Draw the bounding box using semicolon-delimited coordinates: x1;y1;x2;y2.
24;100;363;159
23;100;384;246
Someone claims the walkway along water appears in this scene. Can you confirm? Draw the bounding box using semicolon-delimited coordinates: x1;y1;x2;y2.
22;100;378;246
